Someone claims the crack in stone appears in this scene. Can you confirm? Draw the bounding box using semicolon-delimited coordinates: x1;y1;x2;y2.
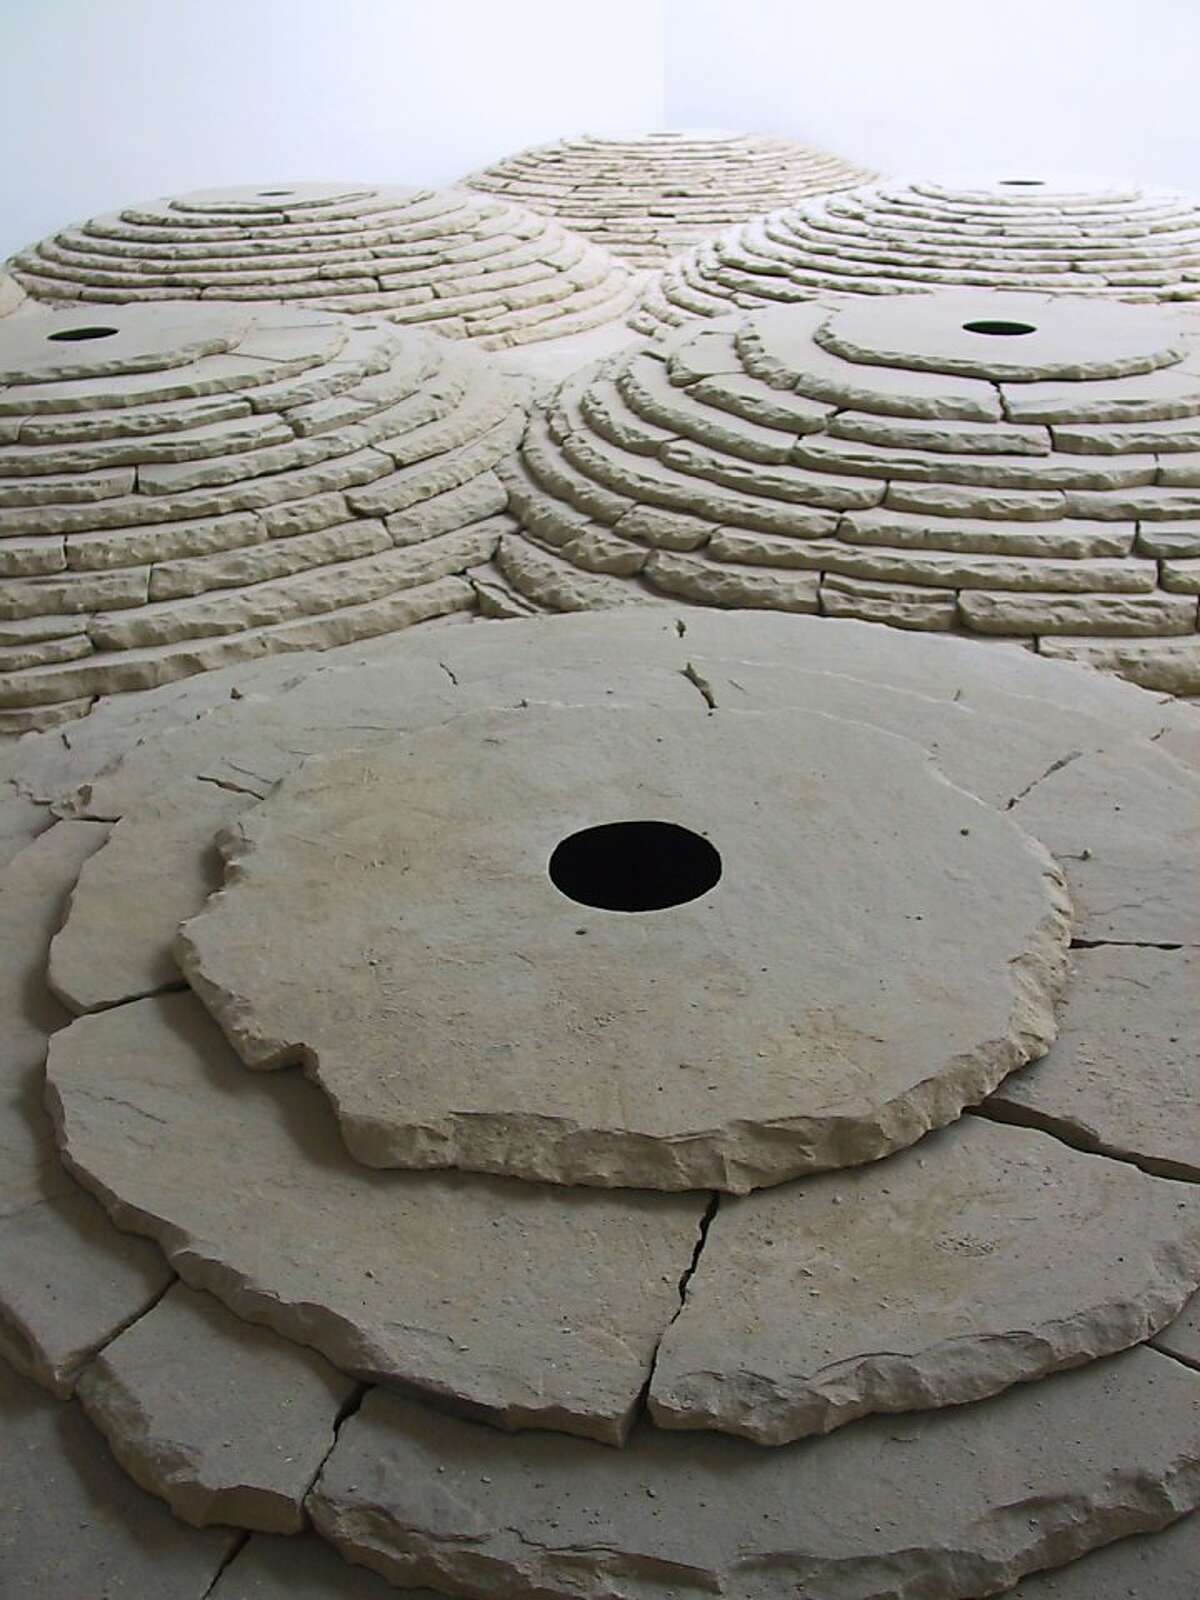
634;1193;721;1427
195;774;269;801
438;661;460;687
681;661;717;711
1005;750;1084;810
200;1529;251;1600
968;1103;1199;1184
1071;937;1186;951
299;1381;369;1524
1151;1343;1200;1376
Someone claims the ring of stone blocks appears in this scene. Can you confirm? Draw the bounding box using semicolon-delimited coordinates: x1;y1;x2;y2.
8;181;638;347
0;299;536;732
631;174;1200;337
462;130;875;268
1;608;1198;1597
498;287;1200;694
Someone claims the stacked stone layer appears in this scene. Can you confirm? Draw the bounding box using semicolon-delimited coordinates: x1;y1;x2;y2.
10;182;637;348
463;130;873;269
0;272;24;319
632;176;1200;336
2;610;1199;1596
0;302;530;731
500;290;1200;692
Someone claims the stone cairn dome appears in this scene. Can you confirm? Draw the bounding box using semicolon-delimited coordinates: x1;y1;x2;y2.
9;181;637;348
497;288;1200;694
463;130;874;269
2;607;1199;1597
631;175;1200;337
0;300;531;733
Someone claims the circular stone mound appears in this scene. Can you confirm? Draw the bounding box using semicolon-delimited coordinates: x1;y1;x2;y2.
5;610;1200;1598
176;702;1070;1191
0;300;530;732
497;289;1200;694
9;181;637;348
462;130;874;269
631;175;1200;337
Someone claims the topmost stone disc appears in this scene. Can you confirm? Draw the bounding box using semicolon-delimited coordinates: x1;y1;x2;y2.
462;131;874;269
631;174;1200;337
9;181;637;349
177;698;1070;1192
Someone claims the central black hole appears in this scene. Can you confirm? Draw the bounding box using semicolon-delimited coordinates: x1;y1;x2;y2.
549;821;721;913
999;178;1044;186
962;319;1037;336
47;325;119;342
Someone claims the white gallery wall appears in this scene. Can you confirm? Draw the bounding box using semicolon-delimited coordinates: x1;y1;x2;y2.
2;0;1198;262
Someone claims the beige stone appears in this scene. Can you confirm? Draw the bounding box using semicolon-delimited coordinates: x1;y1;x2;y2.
308;1348;1200;1600
77;1282;358;1532
178;705;1069;1192
45;992;706;1444
650;1117;1200;1442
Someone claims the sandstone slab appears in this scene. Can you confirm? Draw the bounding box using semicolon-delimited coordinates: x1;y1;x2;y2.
77;1282;358;1532
986;945;1198;1179
308;1346;1200;1600
211;1533;429;1598
44;992;705;1444
178;704;1070;1191
1004;1512;1200;1598
649;1116;1200;1442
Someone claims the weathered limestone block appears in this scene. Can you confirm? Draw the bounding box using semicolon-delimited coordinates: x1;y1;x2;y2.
77;1283;358;1532
45;992;706;1444
178;704;1069;1192
308;1348;1200;1600
985;946;1198;1180
649;1117;1200;1442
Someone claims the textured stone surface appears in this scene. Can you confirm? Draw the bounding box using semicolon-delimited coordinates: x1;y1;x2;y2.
309;1347;1200;1600
0;301;528;730
0;822;172;1395
211;1534;429;1598
178;704;1069;1191
1005;1512;1200;1598
986;946;1198;1180
632;176;1200;339
76;1282;358;1531
1155;1287;1200;1368
463;131;873;269
649;1117;1200;1442
45;992;706;1444
0;1357;238;1597
502;293;1200;686
13;181;636;347
48;781;254;1011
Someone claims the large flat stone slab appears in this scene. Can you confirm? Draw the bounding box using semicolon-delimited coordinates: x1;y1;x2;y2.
211;1533;429;1598
77;1282;359;1532
985;945;1198;1179
0;1357;238;1598
178;703;1070;1191
649;1117;1200;1442
44;992;705;1444
1005;1511;1200;1597
308;1346;1200;1600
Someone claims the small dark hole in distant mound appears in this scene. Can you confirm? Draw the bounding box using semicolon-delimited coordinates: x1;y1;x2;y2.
962;319;1037;337
549;821;721;912
47;326;119;342
998;179;1045;186
258;190;294;197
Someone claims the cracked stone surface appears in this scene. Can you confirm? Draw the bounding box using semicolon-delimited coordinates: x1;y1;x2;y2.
0;1357;239;1597
12;181;637;347
1155;1286;1200;1368
985;945;1198;1180
1;609;1198;1594
649;1116;1200;1442
0;821;172;1395
177;703;1070;1191
632;176;1200;340
76;1281;358;1532
0;299;529;731
44;991;706;1445
308;1347;1200;1600
462;131;873;269
501;290;1200;690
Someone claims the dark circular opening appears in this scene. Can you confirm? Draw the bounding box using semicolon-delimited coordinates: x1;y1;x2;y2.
998;178;1044;186
47;325;119;342
258;189;293;196
962;319;1037;337
548;821;721;913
